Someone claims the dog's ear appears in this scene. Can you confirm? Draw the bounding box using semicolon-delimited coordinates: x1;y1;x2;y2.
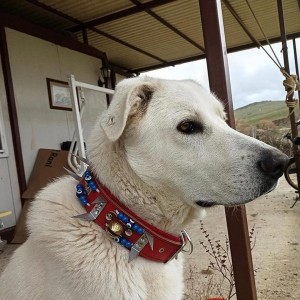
100;80;154;142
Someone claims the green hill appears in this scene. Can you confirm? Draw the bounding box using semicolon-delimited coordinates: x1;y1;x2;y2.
234;100;298;124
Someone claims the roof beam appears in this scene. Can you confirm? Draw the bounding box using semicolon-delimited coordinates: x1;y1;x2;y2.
23;1;167;69
25;0;80;24
133;54;206;73
129;0;205;52
222;0;260;47
25;0;90;44
68;0;176;32
0;9;133;76
0;10;106;60
133;31;300;73
90;27;167;64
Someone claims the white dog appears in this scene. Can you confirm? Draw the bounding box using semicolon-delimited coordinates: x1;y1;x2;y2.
0;77;287;300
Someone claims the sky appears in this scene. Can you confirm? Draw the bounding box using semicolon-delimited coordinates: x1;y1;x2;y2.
144;39;300;109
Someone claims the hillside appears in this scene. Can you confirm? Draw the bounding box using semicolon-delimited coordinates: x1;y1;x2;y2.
234;100;296;156
234;100;299;125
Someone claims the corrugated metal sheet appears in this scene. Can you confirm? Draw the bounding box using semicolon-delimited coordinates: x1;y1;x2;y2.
152;0;204;44
230;0;300;40
0;0;299;71
0;0;74;30
37;0;132;22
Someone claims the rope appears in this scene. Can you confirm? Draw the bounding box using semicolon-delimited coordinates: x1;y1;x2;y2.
244;0;283;69
281;68;300;116
285;98;299;117
285;99;299;107
244;0;300;118
281;68;300;99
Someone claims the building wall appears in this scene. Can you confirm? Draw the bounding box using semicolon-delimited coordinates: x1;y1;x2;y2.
0;28;108;229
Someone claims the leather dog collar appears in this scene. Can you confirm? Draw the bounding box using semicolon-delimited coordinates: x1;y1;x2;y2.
73;168;193;263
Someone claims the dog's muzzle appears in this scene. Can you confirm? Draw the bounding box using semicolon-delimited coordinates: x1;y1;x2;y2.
195;149;288;208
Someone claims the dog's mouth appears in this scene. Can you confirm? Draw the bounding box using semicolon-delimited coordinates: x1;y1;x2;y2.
195;178;279;208
196;200;217;208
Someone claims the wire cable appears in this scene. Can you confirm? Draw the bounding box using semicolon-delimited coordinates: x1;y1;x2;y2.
244;0;283;69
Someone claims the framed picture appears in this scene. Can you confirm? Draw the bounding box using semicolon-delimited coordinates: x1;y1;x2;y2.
47;78;72;111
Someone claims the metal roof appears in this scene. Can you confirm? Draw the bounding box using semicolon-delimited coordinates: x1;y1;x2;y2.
0;0;299;73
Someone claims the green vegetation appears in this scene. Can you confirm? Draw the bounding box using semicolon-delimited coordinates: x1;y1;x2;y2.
234;100;299;156
234;100;292;124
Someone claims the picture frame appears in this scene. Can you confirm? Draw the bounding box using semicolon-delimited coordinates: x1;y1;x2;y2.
46;78;72;111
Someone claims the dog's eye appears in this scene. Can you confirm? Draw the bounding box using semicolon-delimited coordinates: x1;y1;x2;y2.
177;121;203;134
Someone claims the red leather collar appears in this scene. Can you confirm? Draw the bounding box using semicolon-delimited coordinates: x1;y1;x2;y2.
74;169;192;263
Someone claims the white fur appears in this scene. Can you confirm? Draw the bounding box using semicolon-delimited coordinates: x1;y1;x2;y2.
0;77;287;299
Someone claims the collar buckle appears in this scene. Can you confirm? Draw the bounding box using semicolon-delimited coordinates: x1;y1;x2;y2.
167;230;193;262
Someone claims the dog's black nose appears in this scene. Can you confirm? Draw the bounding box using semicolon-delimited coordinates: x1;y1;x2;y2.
258;150;289;179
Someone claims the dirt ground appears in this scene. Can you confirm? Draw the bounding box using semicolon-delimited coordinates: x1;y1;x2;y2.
183;178;300;299
0;179;299;299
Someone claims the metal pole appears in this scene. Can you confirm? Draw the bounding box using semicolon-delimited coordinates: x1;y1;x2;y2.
68;74;86;174
277;0;300;190
199;1;257;299
292;38;300;101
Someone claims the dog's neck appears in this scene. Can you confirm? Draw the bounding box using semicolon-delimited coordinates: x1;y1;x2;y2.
88;137;198;235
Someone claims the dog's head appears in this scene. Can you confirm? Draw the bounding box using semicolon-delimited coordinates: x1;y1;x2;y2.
97;77;288;207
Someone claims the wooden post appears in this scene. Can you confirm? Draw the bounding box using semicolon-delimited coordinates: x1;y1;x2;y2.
277;0;300;190
199;1;257;299
102;57;115;106
0;25;27;201
292;38;300;104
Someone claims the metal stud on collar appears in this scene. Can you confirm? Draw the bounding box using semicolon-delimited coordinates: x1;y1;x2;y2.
73;197;107;221
71;167;191;264
73;168;101;207
128;232;154;263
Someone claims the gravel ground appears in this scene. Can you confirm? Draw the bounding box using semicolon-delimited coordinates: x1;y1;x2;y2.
1;179;299;299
